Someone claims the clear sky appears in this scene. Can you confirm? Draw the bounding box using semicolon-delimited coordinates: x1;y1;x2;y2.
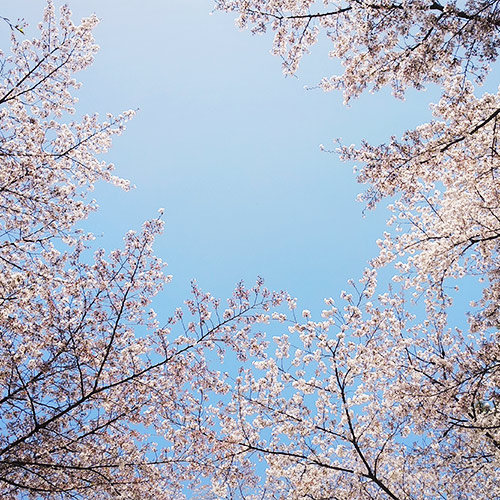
3;0;440;316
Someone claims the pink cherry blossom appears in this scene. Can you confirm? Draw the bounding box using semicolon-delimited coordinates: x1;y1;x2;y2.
206;1;500;498
0;3;290;498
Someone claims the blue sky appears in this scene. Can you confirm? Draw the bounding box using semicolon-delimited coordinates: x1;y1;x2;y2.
5;0;439;315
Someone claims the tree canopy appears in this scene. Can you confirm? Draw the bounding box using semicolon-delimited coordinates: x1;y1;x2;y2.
0;1;499;498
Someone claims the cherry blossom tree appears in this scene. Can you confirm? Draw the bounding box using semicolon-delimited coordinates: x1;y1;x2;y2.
202;1;500;498
3;1;500;498
0;3;289;498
